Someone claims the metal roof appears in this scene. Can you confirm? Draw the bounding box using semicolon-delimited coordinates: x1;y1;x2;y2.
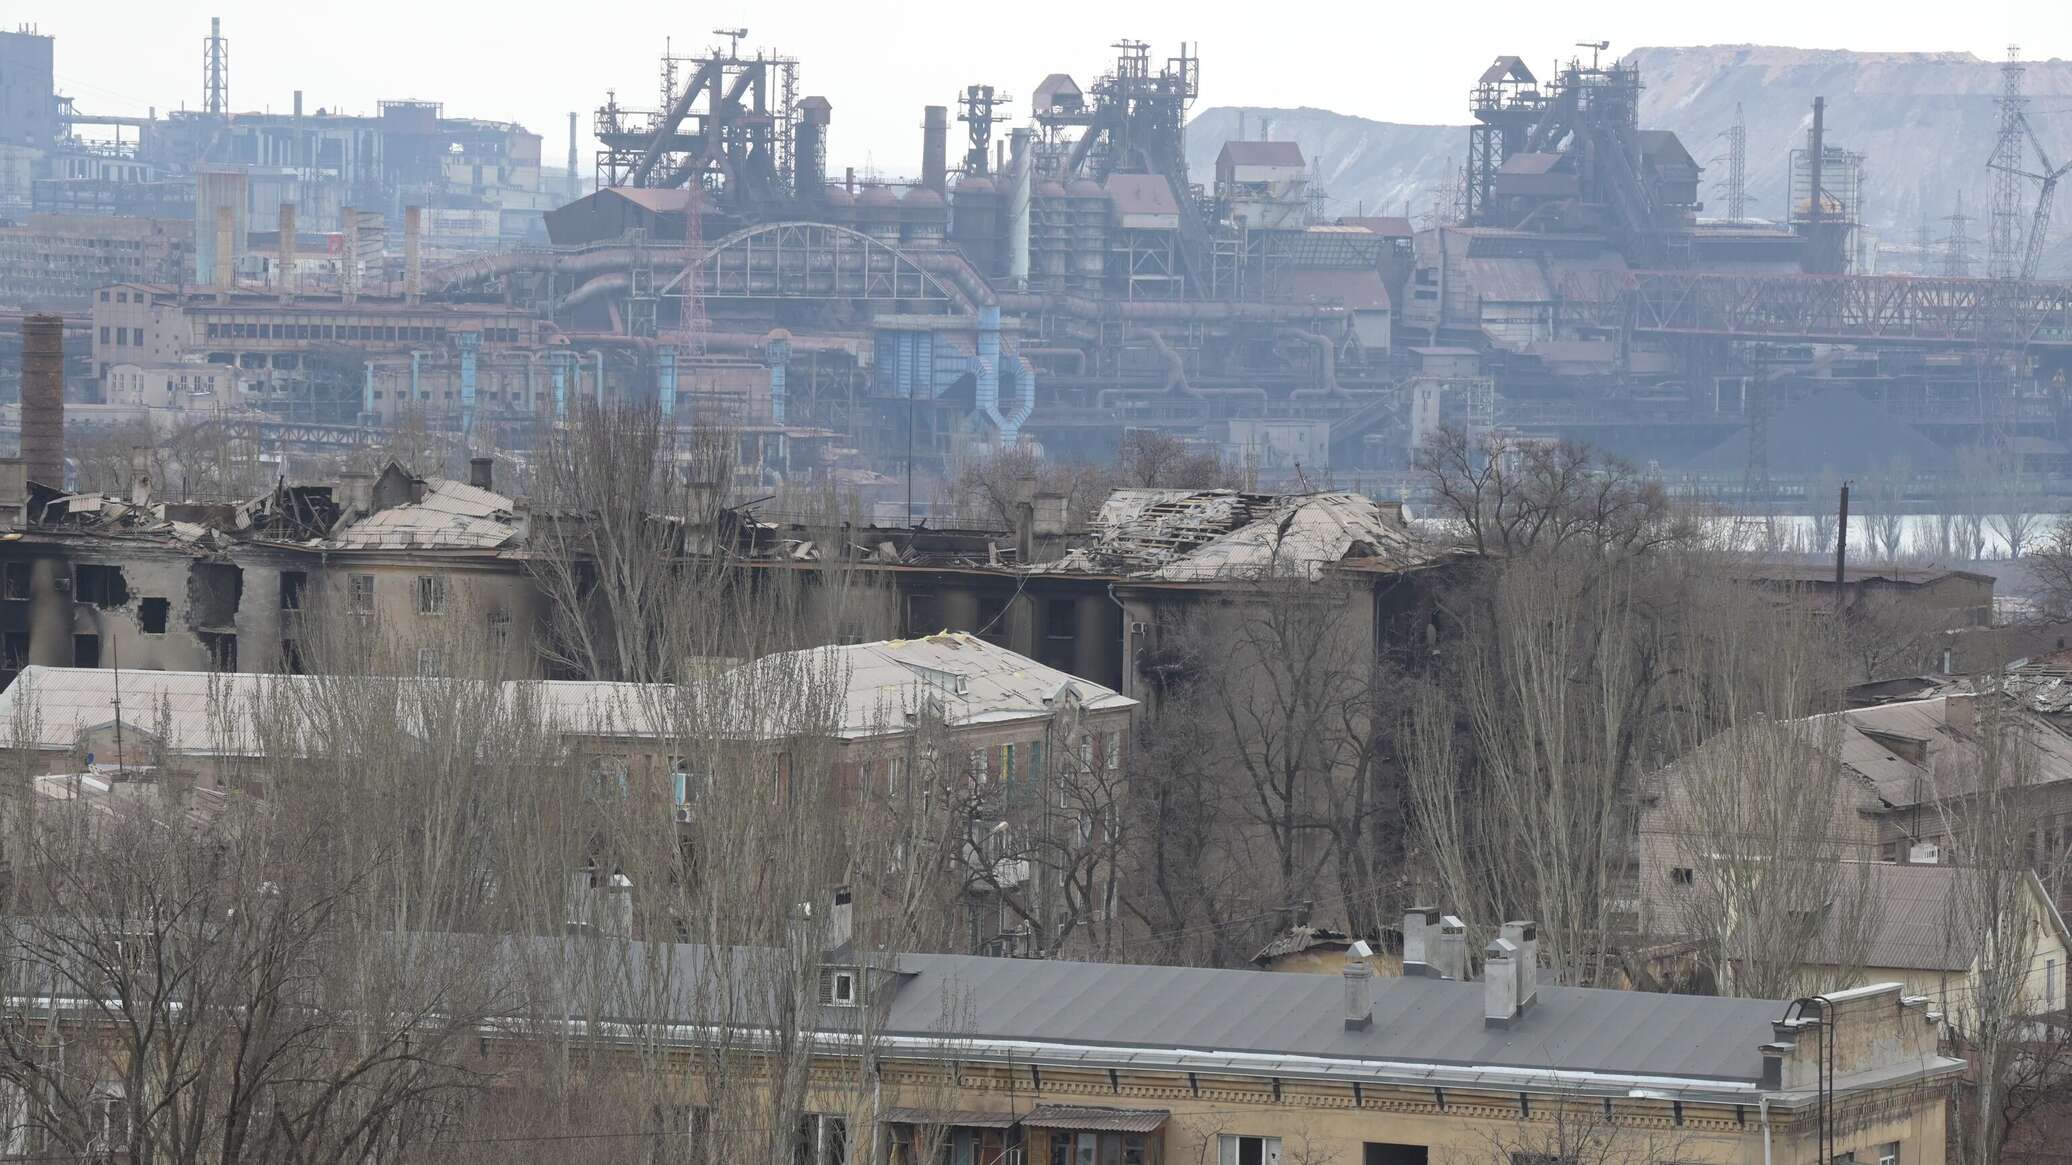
746;632;1133;740
1102;174;1181;217
322;478;519;550
559;940;1808;1089
1217;141;1307;168
1478;56;1537;85
1042;490;1436;581
1020;1106;1168;1133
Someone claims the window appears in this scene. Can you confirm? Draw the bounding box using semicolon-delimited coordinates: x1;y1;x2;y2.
1045;597;1077;640
200;631;237;672
1876;1146;1900;1165
416;647;444;676
138;597;169;634
348;573;375;613
1221;1136;1282;1165
279;570;306;611
99;326;110;344
487;609;511;648
2;561;30;601
416;575;447;615
1366;1145;1430;1165
820;968;857;1006
74;634;101;668
74;564;128;608
795;1114;847;1165
1670;867;1695;886
282;638;305;674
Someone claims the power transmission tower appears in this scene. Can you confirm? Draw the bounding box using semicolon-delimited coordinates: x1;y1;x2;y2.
202;16;228;116
1719;102;1748;224
1989;45;2027;280
1940;192;1976;278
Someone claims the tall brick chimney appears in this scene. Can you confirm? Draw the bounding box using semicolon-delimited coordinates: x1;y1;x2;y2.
21;314;65;488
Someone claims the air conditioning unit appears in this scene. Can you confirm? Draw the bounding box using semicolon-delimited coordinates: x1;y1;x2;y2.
673;806;694;824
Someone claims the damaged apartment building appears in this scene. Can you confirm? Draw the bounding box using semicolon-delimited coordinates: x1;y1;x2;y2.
0;454;544;686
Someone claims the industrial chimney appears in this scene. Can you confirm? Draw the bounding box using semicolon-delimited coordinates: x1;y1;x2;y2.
795;96;832;197
566;112;580;201
403;206;422;303
922;105;949;194
21;314;65;488
214;205;235;297
277;202;296;299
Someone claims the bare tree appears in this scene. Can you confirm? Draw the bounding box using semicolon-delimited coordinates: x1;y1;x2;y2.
1415;428;1692;558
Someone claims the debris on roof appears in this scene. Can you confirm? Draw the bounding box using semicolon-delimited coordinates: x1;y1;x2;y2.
319;478;520;550
1039;489;1436;581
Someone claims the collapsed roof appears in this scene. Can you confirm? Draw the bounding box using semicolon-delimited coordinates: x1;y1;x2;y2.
1042;489;1437;581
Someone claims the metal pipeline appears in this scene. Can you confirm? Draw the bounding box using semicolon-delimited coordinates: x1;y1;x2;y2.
555;273;631;312
1143;330;1199;398
1283;328;1349;398
1018;347;1087;375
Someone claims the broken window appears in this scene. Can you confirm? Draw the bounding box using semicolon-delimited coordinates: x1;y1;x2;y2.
415;575;447;616
416;647;444;676
74;564;129;609
279;571;307;611
1;631;29;688
1670;867;1695;886
1366;1145;1430;1165
186;563;242;629
138;597;169;634
904;593;940;637
348;573;376;613
1045;597;1077;641
486;609;511;649
281;639;305;675
199;632;236;672
1221;1136;1282;1165
2;561;30;601
74;634;100;668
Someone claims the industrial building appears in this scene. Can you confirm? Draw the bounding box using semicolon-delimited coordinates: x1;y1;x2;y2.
7;29;2072;505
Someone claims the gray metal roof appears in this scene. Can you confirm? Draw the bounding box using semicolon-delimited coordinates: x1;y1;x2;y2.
876;952;1787;1084
552;939;1792;1087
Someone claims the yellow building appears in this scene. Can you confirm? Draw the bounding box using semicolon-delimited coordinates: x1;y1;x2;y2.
547;916;1960;1165
1795;861;2072;1035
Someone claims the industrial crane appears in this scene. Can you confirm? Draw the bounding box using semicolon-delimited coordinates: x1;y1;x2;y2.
1990;113;2072;281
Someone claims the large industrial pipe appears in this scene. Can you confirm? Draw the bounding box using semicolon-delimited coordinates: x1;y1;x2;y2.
922;105;949;194
1008;128;1033;290
1284;328;1348;398
21;314;64;488
403;205;423;302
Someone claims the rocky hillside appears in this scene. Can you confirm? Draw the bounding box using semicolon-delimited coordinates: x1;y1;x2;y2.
1186;45;2072;275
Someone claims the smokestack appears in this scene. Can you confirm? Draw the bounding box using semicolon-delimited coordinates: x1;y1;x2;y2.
922;104;948;193
277;202;295;299
1008;128;1032;290
403;206;422;303
567;112;580;201
293;89;302;118
21;314;65;488
214;205;235;296
1804;96;1828;274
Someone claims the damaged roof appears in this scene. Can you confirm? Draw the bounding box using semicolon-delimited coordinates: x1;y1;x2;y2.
746;631;1133;741
1043;489;1436;582
321;478;520;550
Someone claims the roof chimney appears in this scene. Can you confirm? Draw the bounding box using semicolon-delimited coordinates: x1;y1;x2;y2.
1401;906;1440;977
20;313;64;488
828;885;855;950
1483;936;1521;1027
468;456;494;491
1432;914;1468;981
1342;938;1374;1030
128;446;152;507
1501;920;1538;1006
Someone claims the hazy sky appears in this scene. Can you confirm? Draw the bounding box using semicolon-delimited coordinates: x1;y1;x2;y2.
48;0;2071;180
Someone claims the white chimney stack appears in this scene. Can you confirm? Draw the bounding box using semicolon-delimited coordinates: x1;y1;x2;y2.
1433;914;1468;981
1402;906;1439;977
1501;920;1538;1006
1483;936;1521;1027
1342;939;1375;1030
828;885;855;950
